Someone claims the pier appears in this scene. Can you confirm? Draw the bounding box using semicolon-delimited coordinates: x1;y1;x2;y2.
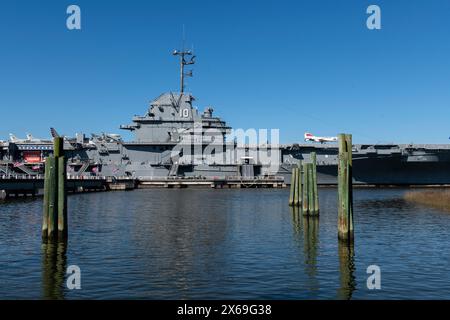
138;176;284;189
0;174;285;199
0;174;130;198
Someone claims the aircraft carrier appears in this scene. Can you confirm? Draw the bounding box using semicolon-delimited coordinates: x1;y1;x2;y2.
2;49;450;186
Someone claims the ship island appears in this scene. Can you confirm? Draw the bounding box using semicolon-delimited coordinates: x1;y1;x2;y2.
1;48;450;196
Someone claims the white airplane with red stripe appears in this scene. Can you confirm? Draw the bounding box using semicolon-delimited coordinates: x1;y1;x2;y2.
304;132;338;144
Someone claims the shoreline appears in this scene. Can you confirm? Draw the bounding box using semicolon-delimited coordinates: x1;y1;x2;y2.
404;189;450;212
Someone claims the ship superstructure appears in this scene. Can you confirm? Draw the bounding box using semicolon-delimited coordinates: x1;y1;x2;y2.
2;50;450;186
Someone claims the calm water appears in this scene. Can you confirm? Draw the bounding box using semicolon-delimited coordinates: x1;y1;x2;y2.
1;187;450;299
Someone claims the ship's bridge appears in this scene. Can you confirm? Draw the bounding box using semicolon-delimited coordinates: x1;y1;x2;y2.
120;92;231;143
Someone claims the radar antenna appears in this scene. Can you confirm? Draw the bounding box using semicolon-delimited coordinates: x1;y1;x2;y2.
173;29;195;93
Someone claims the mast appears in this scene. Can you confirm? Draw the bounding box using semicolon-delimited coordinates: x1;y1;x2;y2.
172;49;195;93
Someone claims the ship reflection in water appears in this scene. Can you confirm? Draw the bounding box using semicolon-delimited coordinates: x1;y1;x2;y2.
1;188;450;299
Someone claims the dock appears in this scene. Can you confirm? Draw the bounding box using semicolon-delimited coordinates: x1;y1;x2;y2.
138;176;285;189
0;174;285;199
0;174;132;199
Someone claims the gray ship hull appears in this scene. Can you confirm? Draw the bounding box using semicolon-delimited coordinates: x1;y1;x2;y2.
280;152;450;186
5;138;450;186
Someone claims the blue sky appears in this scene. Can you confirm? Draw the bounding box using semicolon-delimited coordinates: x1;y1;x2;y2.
1;0;450;144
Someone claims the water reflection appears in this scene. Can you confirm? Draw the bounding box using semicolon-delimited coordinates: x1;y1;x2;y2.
336;241;356;300
290;206;302;236
302;215;319;293
290;207;320;293
42;242;67;300
358;198;409;210
3;188;450;299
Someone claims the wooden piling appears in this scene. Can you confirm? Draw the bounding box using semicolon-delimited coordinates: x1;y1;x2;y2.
42;159;51;240
338;133;354;242
294;167;300;206
345;134;354;238
296;161;302;207
307;163;314;214
42;136;68;242
53;137;64;158
46;156;58;241
57;156;68;239
311;152;319;215
302;162;309;215
289;164;303;207
289;168;296;206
